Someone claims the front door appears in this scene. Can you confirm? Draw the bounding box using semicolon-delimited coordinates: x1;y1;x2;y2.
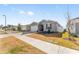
39;25;43;32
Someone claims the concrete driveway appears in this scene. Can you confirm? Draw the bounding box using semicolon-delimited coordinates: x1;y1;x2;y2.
12;34;79;54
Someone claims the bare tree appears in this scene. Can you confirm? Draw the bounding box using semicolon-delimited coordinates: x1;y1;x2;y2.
66;6;72;40
66;7;71;37
66;6;76;41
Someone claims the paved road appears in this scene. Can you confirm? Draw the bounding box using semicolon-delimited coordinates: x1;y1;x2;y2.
0;34;11;39
12;34;79;54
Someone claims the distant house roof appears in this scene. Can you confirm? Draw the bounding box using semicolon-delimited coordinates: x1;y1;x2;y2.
39;20;63;28
39;20;57;24
68;17;79;23
21;25;26;26
72;17;79;20
30;22;38;26
67;17;79;28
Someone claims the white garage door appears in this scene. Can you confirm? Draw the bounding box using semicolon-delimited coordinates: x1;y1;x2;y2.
31;25;38;32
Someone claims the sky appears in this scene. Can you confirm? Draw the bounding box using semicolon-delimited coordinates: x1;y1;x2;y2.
0;4;79;28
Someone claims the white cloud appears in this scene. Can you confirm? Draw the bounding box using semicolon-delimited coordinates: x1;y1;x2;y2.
27;11;34;16
19;10;25;14
19;10;34;16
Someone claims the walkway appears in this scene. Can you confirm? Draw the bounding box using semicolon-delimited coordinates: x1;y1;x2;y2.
12;34;79;54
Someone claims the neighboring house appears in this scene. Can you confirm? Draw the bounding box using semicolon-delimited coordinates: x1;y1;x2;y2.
67;17;79;36
26;25;30;31
7;25;17;31
21;25;30;31
30;20;63;32
7;24;30;31
38;20;63;32
13;26;18;31
21;25;27;31
1;24;30;32
7;25;13;30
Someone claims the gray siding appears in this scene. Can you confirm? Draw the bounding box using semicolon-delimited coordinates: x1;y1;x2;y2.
76;23;79;35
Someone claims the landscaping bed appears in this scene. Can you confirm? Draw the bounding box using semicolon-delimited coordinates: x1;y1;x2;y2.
0;36;45;54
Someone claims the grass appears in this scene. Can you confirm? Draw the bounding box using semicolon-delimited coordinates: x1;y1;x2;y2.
8;46;24;54
27;33;79;51
0;36;45;54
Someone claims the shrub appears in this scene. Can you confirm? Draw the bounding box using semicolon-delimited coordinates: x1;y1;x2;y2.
71;33;78;37
62;29;67;34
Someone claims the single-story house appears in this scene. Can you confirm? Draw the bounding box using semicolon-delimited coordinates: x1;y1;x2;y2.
7;25;17;31
21;25;30;31
30;20;63;33
6;24;30;31
20;25;27;31
67;17;79;36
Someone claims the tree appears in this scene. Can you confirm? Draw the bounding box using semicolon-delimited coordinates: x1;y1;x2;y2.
17;24;21;32
67;12;71;37
7;25;11;28
66;6;76;41
62;29;66;33
12;28;16;31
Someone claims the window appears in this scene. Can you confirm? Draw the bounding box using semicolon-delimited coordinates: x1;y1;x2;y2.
50;24;52;29
46;24;48;29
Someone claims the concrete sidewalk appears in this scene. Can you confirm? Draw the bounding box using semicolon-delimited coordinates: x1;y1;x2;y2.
12;34;79;54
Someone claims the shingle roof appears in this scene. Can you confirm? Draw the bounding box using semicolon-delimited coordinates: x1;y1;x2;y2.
71;17;79;20
39;20;56;24
30;22;38;26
